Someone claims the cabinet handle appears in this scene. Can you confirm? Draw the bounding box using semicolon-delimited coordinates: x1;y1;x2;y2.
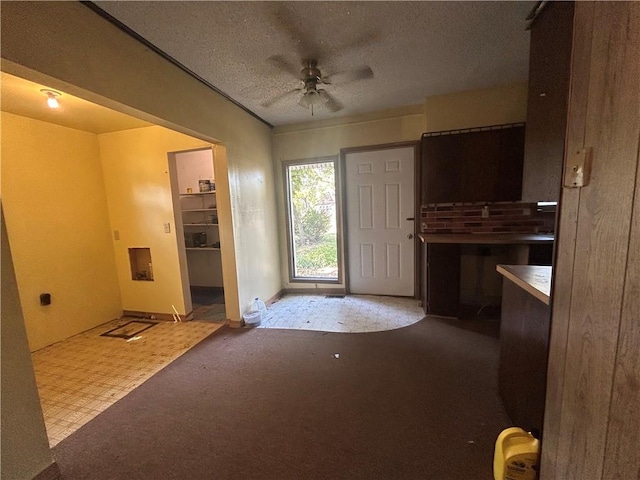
406;217;415;221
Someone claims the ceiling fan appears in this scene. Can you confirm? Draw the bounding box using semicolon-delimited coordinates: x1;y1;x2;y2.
262;57;374;115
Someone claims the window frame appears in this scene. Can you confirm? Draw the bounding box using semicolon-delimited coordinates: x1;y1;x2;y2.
283;156;342;284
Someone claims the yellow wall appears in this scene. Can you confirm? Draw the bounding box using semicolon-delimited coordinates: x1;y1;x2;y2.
98;127;217;315
273;105;426;160
1;112;122;351
424;83;528;132
272;106;425;289
1;1;281;320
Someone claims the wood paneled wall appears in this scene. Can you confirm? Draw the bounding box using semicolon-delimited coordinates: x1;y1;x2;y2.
542;2;640;479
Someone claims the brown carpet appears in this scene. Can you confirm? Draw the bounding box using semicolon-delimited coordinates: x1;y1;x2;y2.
53;316;509;479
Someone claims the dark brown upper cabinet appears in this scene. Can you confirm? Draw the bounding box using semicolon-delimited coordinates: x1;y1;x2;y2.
421;125;525;204
521;1;575;202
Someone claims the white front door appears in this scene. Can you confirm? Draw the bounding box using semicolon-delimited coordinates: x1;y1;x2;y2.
345;146;415;296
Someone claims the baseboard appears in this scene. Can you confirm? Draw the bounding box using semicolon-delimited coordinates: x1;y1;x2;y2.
33;462;62;480
282;288;347;296
265;290;283;306
123;310;193;322
227;318;243;328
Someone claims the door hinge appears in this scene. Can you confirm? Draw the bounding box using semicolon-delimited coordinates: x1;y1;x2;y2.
564;147;592;188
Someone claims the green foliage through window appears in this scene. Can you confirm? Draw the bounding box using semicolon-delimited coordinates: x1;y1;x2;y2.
287;162;338;279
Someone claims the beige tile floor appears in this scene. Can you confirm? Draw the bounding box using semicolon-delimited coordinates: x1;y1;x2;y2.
33;295;421;447
257;294;425;333
32;317;223;447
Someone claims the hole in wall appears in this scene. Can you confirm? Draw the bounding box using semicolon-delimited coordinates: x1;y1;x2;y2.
129;247;154;281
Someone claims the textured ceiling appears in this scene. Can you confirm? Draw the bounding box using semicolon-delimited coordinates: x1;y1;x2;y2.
1;72;152;134
94;1;534;127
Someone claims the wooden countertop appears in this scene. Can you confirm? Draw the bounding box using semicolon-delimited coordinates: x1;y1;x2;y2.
419;233;554;244
496;265;552;305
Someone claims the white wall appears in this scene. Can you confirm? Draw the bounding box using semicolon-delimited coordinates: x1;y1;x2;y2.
174;149;224;288
175;149;215;194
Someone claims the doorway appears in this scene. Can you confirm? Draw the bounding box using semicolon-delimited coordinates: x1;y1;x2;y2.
171;148;226;321
343;145;417;296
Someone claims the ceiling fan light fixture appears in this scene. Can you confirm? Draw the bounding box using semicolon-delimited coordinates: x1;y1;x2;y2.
299;90;321;109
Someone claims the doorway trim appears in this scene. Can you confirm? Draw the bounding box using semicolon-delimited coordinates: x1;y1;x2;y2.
340;141;421;298
167;145;240;322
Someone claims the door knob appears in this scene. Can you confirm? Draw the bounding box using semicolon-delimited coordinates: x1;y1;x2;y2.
407;233;414;239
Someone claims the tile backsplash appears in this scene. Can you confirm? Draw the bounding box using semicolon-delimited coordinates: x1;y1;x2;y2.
421;202;556;234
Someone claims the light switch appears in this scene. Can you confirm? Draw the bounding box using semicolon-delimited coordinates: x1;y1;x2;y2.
164;223;171;233
114;230;120;240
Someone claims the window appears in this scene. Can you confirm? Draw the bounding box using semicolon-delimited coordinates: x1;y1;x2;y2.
284;158;340;282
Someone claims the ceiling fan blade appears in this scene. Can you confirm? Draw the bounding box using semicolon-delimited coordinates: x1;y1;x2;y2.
261;88;302;108
324;66;374;85
266;55;301;79
269;4;324;60
342;31;381;52
317;90;343;113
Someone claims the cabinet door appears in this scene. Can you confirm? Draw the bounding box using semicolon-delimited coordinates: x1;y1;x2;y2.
521;1;575;202
422;134;464;204
460;130;501;203
426;243;461;317
422;126;525;204
495;126;525;201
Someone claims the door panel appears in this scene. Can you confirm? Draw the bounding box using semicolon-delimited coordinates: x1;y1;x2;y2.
345;147;415;296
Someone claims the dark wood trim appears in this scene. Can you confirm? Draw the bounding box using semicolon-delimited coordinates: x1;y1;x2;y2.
420;122;525;139
340;140;421;156
80;2;273;129
265;290;283;306
339;152;350;294
33;462;62;480
413;141;421;300
340;141;420;298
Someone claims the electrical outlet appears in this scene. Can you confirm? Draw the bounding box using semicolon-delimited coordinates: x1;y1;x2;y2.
40;293;51;306
164;223;171;233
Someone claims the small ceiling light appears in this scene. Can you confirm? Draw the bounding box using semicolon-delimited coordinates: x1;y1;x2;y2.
40;89;61;109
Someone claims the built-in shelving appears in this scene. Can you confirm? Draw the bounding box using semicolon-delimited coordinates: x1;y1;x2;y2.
179;191;216;196
180;189;220;250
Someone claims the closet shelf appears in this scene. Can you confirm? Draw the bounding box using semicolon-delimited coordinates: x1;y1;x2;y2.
185;247;221;251
180;191;216;196
183;223;219;227
182;208;217;212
